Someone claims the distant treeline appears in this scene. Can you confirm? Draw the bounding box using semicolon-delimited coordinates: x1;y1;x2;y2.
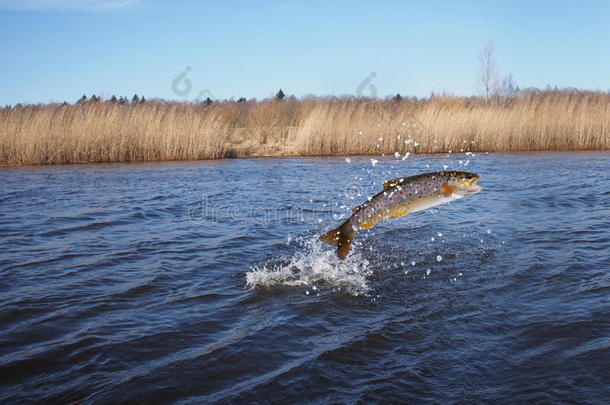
1;88;609;165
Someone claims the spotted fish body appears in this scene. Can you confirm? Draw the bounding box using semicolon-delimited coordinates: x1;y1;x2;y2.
320;171;482;259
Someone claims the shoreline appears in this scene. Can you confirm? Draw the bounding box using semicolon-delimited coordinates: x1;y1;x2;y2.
2;91;609;166
1;149;608;169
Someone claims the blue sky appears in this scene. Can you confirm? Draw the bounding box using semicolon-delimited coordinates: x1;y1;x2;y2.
0;0;609;105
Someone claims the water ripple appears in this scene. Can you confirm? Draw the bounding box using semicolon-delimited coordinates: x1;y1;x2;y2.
1;153;609;403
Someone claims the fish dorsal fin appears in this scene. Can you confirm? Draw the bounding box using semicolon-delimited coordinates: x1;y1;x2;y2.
383;177;405;190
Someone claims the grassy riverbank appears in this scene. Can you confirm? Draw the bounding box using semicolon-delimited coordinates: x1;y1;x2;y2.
1;90;609;166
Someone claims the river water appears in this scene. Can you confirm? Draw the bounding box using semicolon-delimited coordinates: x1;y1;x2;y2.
1;152;609;404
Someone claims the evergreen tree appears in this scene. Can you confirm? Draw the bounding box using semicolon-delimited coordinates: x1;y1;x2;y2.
132;94;140;103
77;94;88;104
140;96;146;104
393;93;403;102
275;89;285;101
237;97;246;103
204;97;213;105
110;95;118;103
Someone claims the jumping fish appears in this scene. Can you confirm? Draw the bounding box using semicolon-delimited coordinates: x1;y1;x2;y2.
320;171;482;259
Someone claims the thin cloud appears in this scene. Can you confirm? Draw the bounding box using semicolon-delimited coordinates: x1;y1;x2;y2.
0;0;136;9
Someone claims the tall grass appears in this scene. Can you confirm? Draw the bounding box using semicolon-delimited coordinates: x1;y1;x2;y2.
1;90;609;166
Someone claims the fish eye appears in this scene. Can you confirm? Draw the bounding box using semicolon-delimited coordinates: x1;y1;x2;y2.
464;174;473;180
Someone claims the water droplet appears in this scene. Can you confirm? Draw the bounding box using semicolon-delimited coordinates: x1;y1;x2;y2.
436;255;442;262
345;157;351;163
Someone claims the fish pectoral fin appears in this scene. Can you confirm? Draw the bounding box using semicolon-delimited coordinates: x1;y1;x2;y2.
389;206;409;218
440;183;453;197
358;222;376;230
383;177;405;190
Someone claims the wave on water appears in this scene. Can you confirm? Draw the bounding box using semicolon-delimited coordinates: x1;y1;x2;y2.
245;238;372;295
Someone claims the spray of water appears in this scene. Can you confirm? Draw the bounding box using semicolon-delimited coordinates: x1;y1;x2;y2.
245;237;372;295
246;126;487;296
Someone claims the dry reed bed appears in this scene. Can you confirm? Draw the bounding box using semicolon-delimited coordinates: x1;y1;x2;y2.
1;92;609;166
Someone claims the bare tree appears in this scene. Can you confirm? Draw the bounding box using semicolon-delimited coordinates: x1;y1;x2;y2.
477;40;499;102
500;74;519;99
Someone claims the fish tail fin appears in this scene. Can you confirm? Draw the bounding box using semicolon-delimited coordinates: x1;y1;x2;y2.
319;220;357;260
319;226;342;245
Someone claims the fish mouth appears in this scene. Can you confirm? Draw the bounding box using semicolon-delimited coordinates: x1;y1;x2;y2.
464;184;483;195
456;178;482;196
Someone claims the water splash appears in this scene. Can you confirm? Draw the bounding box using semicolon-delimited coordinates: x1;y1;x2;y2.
245;238;372;295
